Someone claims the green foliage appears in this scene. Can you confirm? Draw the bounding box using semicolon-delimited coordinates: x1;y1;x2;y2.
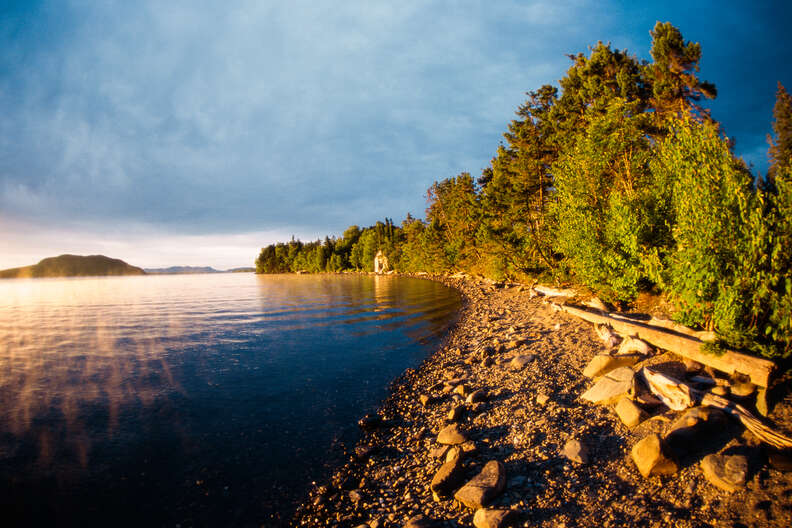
768;82;792;186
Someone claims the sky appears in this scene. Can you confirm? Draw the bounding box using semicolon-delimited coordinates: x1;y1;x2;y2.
1;1;790;270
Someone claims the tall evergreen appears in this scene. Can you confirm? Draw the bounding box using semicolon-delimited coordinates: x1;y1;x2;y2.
768;82;792;185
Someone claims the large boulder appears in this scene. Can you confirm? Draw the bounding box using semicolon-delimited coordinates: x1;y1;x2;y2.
454;460;506;509
631;434;678;478
581;367;636;405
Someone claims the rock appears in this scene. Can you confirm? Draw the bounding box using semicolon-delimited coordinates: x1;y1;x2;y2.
358;413;383;430
615;396;648;428
460;440;478;455
631;434;678;478
473;508;518;528
583;354;641;378
448;404;465;422
664;406;729;458
445;446;462;462
466;390;487;404
481;357;494;367
580;366;636;405
430;445;450;458
437;424;468;445
454;384;470;397
767;449;792;472
710;385;729;397
617;336;652;356
419;394;432;407
536;393;549;405
562;438;589;464
509;354;535;370
454;460;506;509
430;454;466;495
349;489;363;503
700;453;748;492
403;515;442;528
729;373;756;397
507;339;524;349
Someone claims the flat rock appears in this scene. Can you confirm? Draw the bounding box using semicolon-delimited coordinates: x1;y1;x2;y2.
509;354;535;370
430;445;451;458
581;366;636;405
583;354;641;378
615;396;648;428
700;453;748;492
454;460;506;509
430;454;466;495
437;424;468;445
562;438;589;464
631;434;678;478
473;508;518;528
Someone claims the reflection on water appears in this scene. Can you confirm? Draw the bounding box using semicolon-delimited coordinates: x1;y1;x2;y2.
0;273;460;527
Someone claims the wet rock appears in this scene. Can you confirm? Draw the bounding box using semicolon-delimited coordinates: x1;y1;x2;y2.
615;396;648;428
700;453;748;492
437;424;468;445
562;438;589;464
581;366;636;405
473;508;518;528
454;460;506;509
509;354;535;370
583;354;642;378
430;452;465;495
664;406;729;458
631;434;678;478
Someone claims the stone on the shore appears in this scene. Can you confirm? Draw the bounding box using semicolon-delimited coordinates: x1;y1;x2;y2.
562;438;589;464
355;445;375;460
581;366;636;405
729;373;755;397
430;445;450;458
664;406;728;458
583;354;641;378
473;508;518;528
403;515;442;528
466;390;487;404
615;396;648;428
509;354;535;370
617;336;652;356
481;357;494;367
454;384;470;397
430;453;466;495
536;393;549;405
461;440;478;455
358;413;383;430
437;424;468;445
349;489;363;503
700;453;748;492
448;404;465;422
631;434;678;478
454;460;506;509
419;394;432;407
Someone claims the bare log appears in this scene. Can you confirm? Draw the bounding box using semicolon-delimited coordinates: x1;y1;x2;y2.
533;285;577;298
641;367;792;449
553;302;776;388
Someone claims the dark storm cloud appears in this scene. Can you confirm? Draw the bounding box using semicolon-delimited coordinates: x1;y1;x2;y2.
0;0;790;243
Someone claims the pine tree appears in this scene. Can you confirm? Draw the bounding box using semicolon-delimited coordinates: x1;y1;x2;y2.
768;82;792;185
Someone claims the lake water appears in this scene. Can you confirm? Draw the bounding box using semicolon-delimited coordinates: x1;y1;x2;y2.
0;273;461;527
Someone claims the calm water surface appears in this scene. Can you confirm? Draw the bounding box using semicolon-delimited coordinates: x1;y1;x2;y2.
0;273;461;527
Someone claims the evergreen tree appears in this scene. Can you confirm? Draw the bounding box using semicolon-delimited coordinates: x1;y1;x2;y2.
768;82;792;186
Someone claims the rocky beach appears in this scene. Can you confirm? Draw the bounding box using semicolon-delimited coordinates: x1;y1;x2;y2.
292;275;792;528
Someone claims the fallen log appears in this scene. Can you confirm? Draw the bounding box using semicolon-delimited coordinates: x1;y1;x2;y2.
532;285;577;298
552;302;776;388
642;367;792;449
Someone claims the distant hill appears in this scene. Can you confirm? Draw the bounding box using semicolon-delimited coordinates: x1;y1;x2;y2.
228;267;255;273
0;255;146;279
144;266;220;274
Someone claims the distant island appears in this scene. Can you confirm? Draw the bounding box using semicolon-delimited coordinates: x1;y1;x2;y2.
0;254;146;279
145;266;255;274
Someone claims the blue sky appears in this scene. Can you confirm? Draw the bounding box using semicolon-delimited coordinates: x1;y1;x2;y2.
1;1;790;269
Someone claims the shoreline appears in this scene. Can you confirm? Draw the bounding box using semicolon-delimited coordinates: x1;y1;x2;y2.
291;274;792;528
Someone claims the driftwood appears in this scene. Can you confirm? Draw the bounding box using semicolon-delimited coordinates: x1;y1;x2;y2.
552;302;776;388
532;285;577;298
642;367;792;449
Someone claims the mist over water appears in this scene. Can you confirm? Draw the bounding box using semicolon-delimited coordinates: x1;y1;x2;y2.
0;273;461;527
